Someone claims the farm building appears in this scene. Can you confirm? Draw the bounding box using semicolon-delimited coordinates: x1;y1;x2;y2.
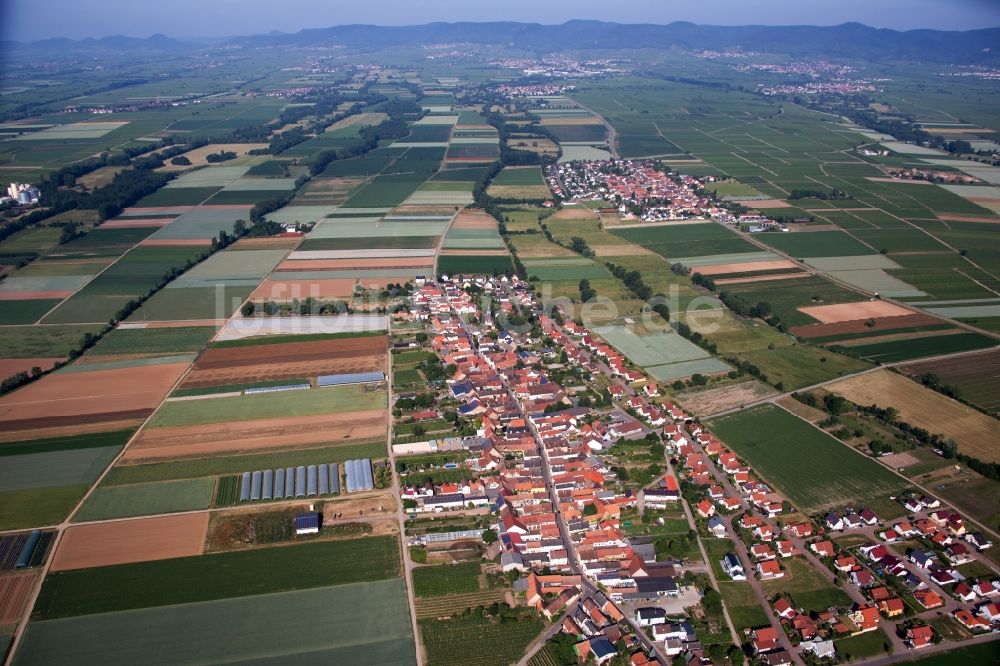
294;512;321;535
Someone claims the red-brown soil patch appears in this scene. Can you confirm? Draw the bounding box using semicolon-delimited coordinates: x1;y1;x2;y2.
790;313;942;339
695;259;799;276
0;362;190;430
0;358;62;378
251;278;357;301
0;572;38;624
123;409;387;462
0;291;73;300
99;218;172;228
937;213;1000;223
182;335;386;389
798;300;915;324
714;272;811;285
51;514;209;571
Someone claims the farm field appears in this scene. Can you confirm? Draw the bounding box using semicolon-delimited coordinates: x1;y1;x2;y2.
734;344;872;391
15;578;414;666
838;331;996;363
592;324;731;379
32;534;401;619
612;222;758;260
707;404;907;514
73;477;216;521
420;611;545;666
412;562;481;597
825;369;1000;462
899;348;1000;413
51;513;209;571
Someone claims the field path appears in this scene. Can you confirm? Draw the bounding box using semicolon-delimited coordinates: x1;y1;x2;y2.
572;100;620;159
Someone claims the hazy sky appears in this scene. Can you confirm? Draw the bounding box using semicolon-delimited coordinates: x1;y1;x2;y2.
4;0;999;41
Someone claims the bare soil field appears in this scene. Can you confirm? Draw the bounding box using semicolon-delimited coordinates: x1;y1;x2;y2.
123;410;387;461
696;259;799;276
0;572;38;624
826;370;1000;463
790;313;942;339
879;452;922;470
99;218;172;228
251;278;357;301
749;199;793;208
451;209;498;229
51;514;209;571
900;349;1000;413
936;214;1000;224
0;290;74;300
714;272;811;285
158;144;268;171
0;358;61;377
276;257;433;271
798;301;915;324
774;396;828;422
183;335;385;387
0;362;190;430
675;380;778;417
589;244;655;257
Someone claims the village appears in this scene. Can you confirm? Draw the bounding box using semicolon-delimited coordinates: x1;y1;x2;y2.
388;273;1000;665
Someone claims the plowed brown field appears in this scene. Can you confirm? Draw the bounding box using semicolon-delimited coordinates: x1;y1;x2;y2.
0;572;38;624
790;313;942;339
251;278;357;300
51;514;209;571
798;300;914;324
123;409;387;461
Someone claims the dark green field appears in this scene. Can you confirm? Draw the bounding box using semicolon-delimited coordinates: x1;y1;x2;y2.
32;535;401;619
298;235;439;251
0;299;61;325
134;186;221;207
612;223;757;260
413;562;481;597
840;332;997;363
89;326;217;355
707;404;906;514
755;230;875;258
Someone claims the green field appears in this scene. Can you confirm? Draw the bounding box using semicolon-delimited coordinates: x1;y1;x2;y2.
147;384;386;428
438;254;512;275
707;405;906;514
841;332;997;363
612;223;757;260
721;275;862;327
760;557;852;613
88;326;217;355
0;324;104;358
16;578;415;666
0;299;62;325
735;344;872;390
32;534;401;619
0;485;90;531
102;440;386;485
0;445;121;492
413;562;481;597
73;477;216;521
491;166;545;186
420;610;545;666
755;231;875;258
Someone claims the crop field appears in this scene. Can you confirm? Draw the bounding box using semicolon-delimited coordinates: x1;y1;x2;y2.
147;206;252;240
735;344;872;390
52;513;209;571
420;611;544;666
17;578;414;666
612;222;758;260
88;326;217;355
591;324;721;368
707;404;906;514
73;477;216;521
720;275;863;327
487;166;551;199
840;331;996;362
413;562;481;597
0;361;190;432
129;283;253;321
754;231;875;258
438;254;512;275
899;349;1000;413
0;485;90;531
105;440;385;485
826;369;1000;462
342;173;428;208
32;534;400;619
147;383;385;428
0;445;121;493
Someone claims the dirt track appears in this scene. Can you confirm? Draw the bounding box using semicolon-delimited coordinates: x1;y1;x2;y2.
51;514;209;571
122;409;387;461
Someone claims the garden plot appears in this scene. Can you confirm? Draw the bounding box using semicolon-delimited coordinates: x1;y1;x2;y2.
147;206;252;241
162;165;252;189
11;121;128;140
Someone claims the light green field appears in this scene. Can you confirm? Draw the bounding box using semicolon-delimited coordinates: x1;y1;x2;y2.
647;357;733;381
15;579;415;666
147;384;386;428
0;485;90;531
73;477;215;521
0;446;121;492
592;324;713;366
148;207;250;240
163;165;252;188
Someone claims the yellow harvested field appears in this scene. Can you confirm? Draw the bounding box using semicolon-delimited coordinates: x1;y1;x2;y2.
798;301;915;324
826;370;1000;463
158;144;268;171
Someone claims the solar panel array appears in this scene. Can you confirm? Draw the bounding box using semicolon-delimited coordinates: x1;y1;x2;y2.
239;463;340;502
344;458;375;492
